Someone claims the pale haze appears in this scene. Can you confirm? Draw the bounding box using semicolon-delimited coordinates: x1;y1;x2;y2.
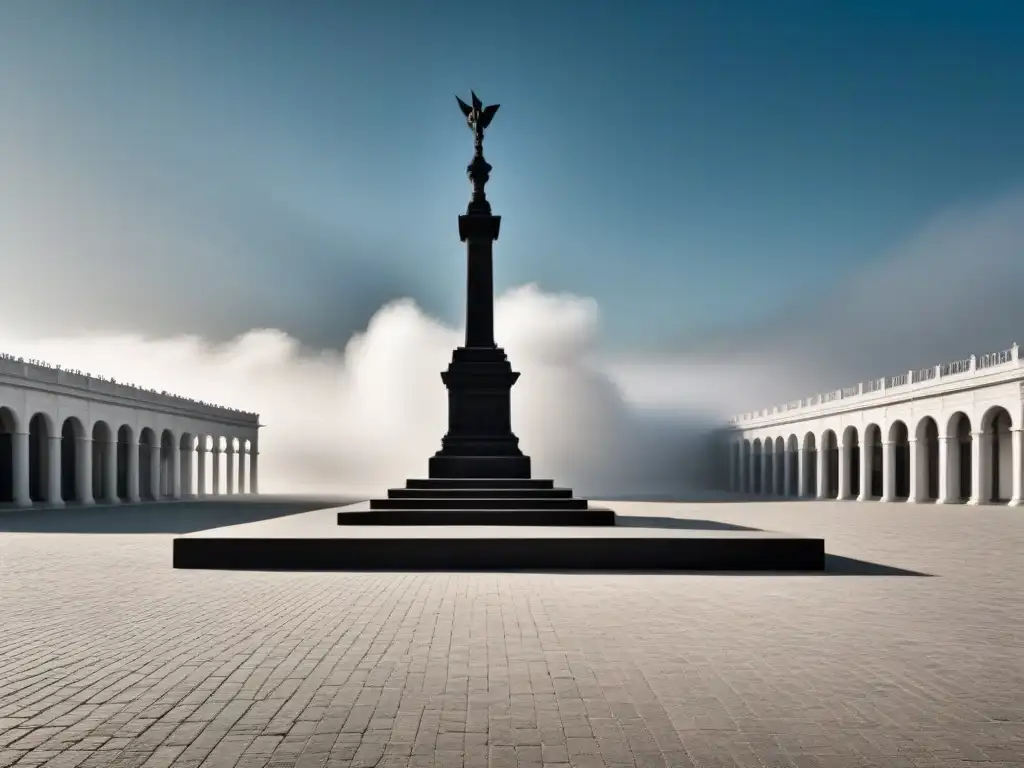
1;2;1023;495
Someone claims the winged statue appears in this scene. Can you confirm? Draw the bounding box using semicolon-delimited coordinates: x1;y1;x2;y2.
456;91;500;143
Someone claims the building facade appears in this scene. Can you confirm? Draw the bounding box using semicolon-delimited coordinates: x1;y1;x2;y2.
726;344;1024;505
0;354;260;507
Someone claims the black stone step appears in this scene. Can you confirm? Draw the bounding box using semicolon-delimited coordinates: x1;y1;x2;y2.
388;487;573;500
369;497;588;511
338;508;615;527
406;478;555;490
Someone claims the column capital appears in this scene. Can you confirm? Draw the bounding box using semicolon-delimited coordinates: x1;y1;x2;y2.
970;431;985;438
76;435;92;443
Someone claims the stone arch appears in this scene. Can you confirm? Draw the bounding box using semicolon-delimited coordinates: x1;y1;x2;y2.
751;438;762;494
91;421;114;503
159;429;175;498
863;423;883;498
116;424;134;501
786;434;799;495
980;405;1013;503
28;412;54;503
914;416;940;502
887;420;910;500
0;407;18;503
60;416;86;502
841;426;860;499
946;411;972;502
802;431;817;497
821;429;838;499
138;427;157;501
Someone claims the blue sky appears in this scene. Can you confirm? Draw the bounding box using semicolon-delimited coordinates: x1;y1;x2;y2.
1;0;1023;351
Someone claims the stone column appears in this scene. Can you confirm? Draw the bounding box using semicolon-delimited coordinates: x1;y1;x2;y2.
211;444;221;496
880;440;896;502
857;441;872;501
838;443;851;500
170;442;181;499
76;436;93;505
126;438;140;502
815;443;828;499
250;448;259;494
937;436;951;504
761;447;771;496
238;448;247;494
907;438;920;503
47;435;63;507
197;444;207;496
179;446;192;497
12;431;30;507
797;447;808;497
1010;428;1023;506
149;444;160;500
225;444;235;495
749;450;757;495
737;443;747;493
968;431;985;505
783;448;793;497
104;438;118;502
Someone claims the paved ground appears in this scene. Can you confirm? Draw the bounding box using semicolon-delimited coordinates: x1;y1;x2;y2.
0;498;1022;768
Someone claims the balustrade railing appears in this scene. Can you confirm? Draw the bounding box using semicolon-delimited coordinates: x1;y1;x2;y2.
730;343;1020;424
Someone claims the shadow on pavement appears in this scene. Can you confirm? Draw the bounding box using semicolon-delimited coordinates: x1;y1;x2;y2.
0;495;363;534
614;515;761;531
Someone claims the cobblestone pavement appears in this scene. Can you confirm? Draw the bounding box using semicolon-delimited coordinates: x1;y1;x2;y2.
0;500;1022;768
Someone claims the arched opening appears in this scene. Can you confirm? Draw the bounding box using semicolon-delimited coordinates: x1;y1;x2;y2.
864;424;882;498
752;439;762;494
0;407;18;502
159;429;175;498
842;426;859;499
180;433;194;497
92;421;113;502
763;438;774;496
773;437;784;496
981;406;1012;504
946;412;972;502
28;412;52;502
786;435;798;495
139;427;157;501
915;417;939;501
821;430;838;499
60;417;85;502
888;420;910;500
803;432;817;497
117;425;133;500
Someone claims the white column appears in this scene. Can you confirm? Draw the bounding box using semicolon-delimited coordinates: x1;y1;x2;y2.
857;441;871;501
797;447;808;497
937;436;951;504
1010;428;1023;506
47;435;63;506
749;449;757;494
197;444;207;496
75;436;93;505
170;442;181;499
250;447;259;494
907;438;920;503
880;440;896;502
149;445;160;500
226;445;236;495
179;446;192;497
968;431;985;505
126;439;140;502
761;448;771;496
838;443;852;500
737;443;747;493
238;448;247;494
104;438;117;502
12;431;30;507
783;448;793;497
816;444;828;499
211;445;221;496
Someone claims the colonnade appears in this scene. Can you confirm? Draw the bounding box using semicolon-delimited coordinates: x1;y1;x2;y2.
0;408;258;507
730;405;1020;505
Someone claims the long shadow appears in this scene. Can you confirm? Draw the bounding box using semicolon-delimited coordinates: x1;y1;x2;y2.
614;515;761;531
0;495;363;534
600;492;821;503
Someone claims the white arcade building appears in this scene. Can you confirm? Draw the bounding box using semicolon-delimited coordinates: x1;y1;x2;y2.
0;354;260;507
726;344;1024;506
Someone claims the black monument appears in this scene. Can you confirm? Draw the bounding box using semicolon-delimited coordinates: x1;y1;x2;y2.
344;92;613;526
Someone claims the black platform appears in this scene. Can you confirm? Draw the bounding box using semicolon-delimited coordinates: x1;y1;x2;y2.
173;502;826;572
